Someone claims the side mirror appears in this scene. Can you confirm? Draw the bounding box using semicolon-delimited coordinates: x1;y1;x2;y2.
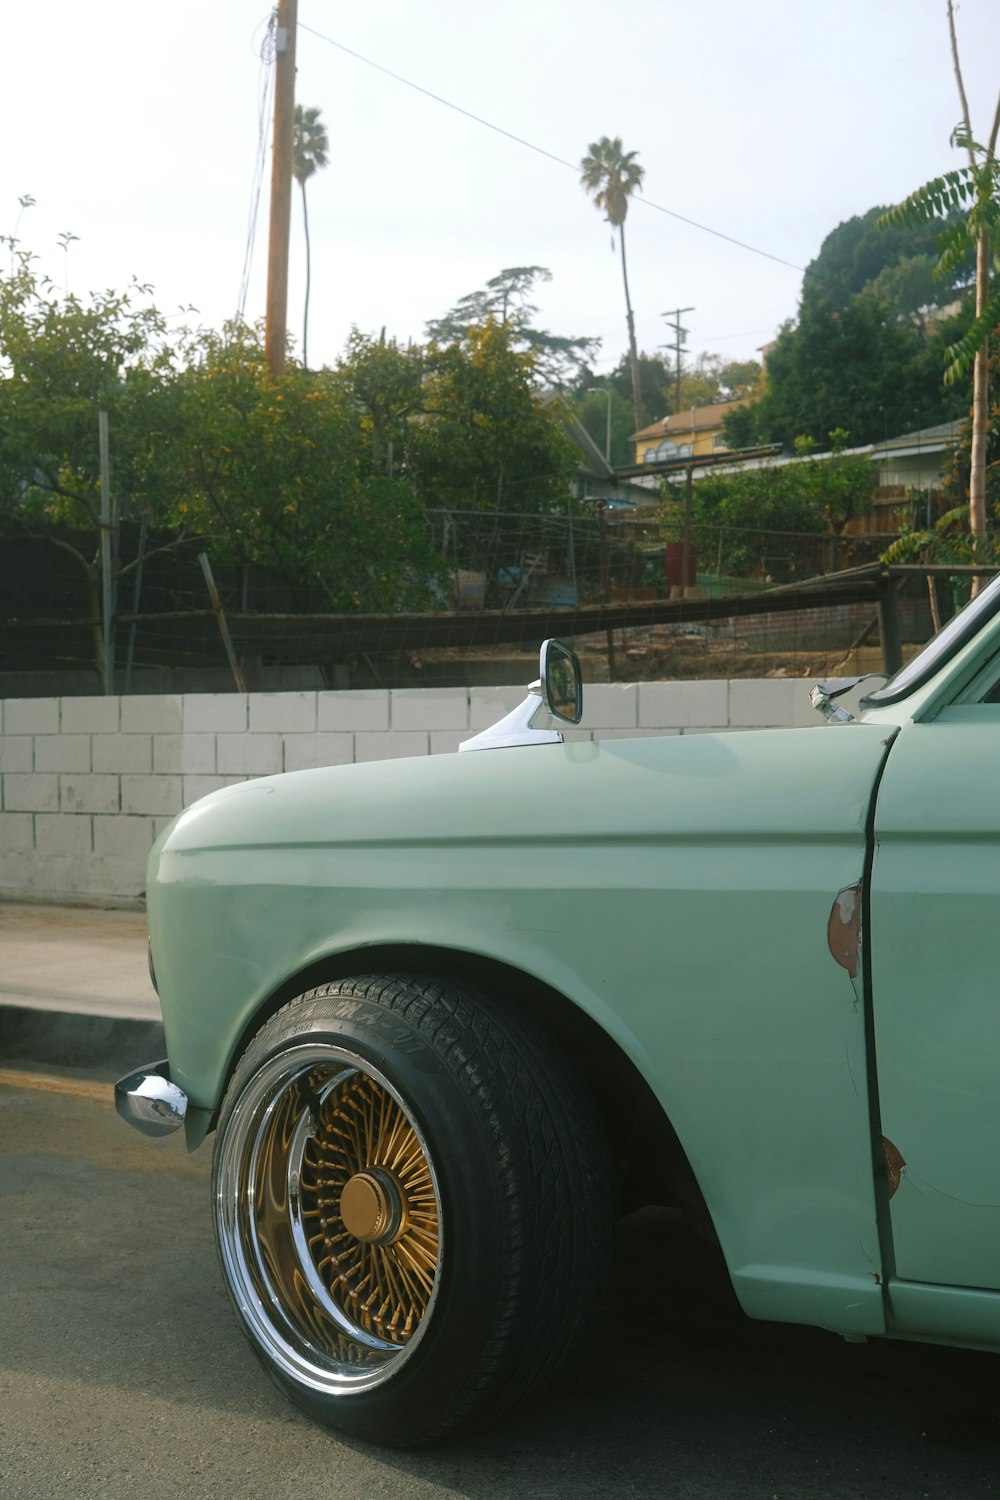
541;639;582;724
458;639;583;752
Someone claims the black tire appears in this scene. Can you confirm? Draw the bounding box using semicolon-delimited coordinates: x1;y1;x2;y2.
212;974;613;1446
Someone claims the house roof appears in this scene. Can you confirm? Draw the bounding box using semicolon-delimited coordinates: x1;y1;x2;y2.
562;409;615;477
621;420;960;489
539;391;614;478
867;419;962;459
630;397;751;443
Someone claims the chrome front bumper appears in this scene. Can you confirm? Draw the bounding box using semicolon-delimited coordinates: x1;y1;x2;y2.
115;1061;189;1138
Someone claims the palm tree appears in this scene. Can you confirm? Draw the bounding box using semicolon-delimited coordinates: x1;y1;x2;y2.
293;105;330;368
879;2;1000;576
580;136;645;433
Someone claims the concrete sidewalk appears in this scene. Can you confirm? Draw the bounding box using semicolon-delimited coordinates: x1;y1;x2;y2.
0;902;159;1020
0;902;163;1079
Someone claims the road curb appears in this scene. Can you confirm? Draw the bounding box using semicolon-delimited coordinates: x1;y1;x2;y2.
0;1004;165;1082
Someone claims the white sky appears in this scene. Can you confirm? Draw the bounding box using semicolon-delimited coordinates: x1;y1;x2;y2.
4;0;999;396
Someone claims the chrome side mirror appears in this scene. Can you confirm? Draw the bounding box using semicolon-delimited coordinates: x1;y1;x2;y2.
810;673;889;724
459;639;583;751
541;639;582;724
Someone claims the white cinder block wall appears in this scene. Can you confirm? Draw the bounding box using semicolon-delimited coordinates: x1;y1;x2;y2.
0;680;821;904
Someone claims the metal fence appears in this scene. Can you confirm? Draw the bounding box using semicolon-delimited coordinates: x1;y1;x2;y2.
0;509;981;693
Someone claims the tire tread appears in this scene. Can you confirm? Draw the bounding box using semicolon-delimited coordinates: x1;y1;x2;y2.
218;973;613;1444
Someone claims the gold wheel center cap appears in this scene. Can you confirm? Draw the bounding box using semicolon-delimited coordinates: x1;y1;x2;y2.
340;1170;397;1243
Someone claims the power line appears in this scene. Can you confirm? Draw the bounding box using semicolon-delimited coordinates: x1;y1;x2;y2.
238;12;277;319
298;22;805;275
694;327;777;344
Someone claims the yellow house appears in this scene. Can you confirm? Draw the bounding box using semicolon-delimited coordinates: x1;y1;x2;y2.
631;398;750;465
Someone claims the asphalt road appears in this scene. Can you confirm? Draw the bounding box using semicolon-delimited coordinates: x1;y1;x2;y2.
1;1071;999;1500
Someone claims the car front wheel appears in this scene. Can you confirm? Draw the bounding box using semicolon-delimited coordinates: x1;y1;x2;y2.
212;975;613;1446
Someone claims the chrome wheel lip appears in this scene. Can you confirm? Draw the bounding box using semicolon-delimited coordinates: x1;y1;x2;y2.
215;1041;444;1398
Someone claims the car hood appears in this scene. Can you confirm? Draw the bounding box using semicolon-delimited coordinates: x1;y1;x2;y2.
156;722;896;860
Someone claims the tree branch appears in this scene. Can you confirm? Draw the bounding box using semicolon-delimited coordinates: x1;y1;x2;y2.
31;463;101;529
948;0;976;167
115;532;201;580
987;89;1000;157
27;529;95;579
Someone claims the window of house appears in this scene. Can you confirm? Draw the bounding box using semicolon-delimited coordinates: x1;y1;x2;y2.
644;439;678;462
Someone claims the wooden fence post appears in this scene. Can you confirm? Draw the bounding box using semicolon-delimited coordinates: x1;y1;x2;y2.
877;568;903;675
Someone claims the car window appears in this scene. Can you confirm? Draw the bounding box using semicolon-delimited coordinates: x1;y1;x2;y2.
956;648;1000;704
862;572;1000;707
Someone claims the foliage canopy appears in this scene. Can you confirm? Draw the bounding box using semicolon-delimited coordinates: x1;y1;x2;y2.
426;267;599;388
661;439;876;579
0;244;584;668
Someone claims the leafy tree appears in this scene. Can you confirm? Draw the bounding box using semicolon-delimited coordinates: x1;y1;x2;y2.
892;331;1000;616
670;353;721;412
292;104;330;368
412;321;578;513
660;440;875;579
426;267;599;388
672;352;763;412
722;288;970;452
882;505;978;633
862;254;950;337
0;242;177;674
580;137;646;431
661;460;824;581
333;328;425;473
804;203;970;310
716;359;763;401
163;323;443;610
720;402;762;452
0;242;599;656
569;350;673;436
878;0;1000;551
572;384;635;467
806;428;879;568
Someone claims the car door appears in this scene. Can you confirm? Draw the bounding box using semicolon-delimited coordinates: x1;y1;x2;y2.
870;701;1000;1291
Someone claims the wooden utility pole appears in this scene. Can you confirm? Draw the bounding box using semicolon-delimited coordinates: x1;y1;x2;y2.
662;306;693;414
264;0;298;378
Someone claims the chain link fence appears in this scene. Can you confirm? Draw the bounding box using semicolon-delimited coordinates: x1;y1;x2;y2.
0;508;956;694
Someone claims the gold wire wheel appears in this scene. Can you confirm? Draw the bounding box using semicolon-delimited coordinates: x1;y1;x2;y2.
215;1043;444;1396
299;1070;440;1344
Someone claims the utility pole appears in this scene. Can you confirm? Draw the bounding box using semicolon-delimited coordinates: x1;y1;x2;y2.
264;0;298;378
99;410;114;694
662;306;693;415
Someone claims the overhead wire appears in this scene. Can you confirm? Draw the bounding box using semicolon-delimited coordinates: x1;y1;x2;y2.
298;21;805;276
238;11;278;320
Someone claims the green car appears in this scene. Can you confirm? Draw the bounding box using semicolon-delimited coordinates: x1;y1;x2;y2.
117;583;1000;1447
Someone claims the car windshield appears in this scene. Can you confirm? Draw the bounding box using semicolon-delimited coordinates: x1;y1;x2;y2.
863;571;1000;706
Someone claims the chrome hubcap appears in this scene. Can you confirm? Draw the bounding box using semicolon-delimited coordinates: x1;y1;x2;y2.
339;1168;406;1244
215;1043;443;1395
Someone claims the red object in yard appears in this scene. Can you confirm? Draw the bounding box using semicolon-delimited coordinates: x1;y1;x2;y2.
665;543;698;589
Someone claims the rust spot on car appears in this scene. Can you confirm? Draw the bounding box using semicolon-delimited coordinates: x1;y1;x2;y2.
827;883;862;978
883;1138;906;1198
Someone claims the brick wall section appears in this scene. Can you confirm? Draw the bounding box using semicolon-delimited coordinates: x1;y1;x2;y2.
0;682;821;904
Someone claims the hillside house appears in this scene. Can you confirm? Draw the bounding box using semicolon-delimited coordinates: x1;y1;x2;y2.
631;398;751;465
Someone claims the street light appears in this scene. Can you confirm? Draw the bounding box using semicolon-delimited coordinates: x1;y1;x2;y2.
587;386;612;465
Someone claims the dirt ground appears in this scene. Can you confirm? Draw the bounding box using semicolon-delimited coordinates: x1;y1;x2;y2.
607;638;911;682
408;635;918;688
